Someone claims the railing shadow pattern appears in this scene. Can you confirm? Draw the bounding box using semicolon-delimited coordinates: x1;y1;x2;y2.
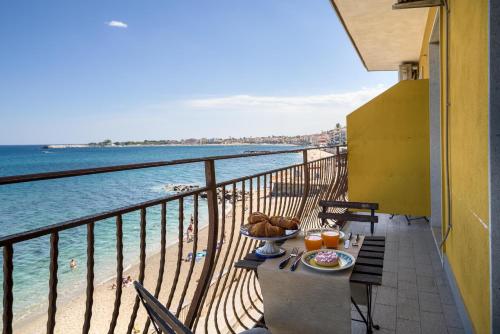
0;148;347;334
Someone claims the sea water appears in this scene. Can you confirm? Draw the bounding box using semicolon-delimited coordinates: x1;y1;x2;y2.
0;145;302;323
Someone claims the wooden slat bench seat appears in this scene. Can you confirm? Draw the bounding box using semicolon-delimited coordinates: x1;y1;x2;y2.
358;251;384;259
351;265;383;276
235;251;266;273
359;245;385;253
234;259;262;271
350;273;383;285
350;235;386;333
362;240;385;247
244;252;266;262
364;236;386;241
356;257;384;267
318;200;379;235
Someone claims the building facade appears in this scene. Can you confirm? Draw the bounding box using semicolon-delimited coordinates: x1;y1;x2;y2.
330;1;497;332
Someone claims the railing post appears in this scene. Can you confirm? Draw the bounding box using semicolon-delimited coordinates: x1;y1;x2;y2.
298;150;310;220
3;244;13;334
47;232;59;334
185;159;219;328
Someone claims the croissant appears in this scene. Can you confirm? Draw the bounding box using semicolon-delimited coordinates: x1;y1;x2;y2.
269;216;284;227
269;216;300;230
249;221;284;237
267;224;285;237
284;217;300;230
248;212;269;225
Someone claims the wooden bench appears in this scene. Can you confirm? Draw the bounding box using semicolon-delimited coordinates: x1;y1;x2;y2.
318;200;379;235
350;236;386;334
234;252;266;274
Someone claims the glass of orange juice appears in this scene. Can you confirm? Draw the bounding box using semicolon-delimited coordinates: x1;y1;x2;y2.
304;231;323;251
321;229;340;249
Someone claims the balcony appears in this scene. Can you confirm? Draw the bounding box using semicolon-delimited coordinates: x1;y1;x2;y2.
0;146;466;334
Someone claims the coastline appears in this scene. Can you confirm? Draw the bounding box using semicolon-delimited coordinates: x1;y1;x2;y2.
16;148;332;333
44;143;300;149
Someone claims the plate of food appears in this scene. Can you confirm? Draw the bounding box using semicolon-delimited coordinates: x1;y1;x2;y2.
240;225;299;241
240;212;300;258
301;249;355;272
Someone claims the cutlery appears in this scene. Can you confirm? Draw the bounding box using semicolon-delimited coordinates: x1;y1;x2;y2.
344;232;353;249
278;247;299;269
352;233;360;247
290;251;304;271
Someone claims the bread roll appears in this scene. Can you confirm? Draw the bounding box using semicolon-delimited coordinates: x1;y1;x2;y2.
248;221;284;237
269;216;299;230
266;224;285;237
248;222;267;237
248;212;269;225
284;217;300;230
269;216;284;227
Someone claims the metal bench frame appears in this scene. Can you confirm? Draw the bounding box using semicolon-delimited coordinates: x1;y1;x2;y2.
318;200;379;235
350;236;386;334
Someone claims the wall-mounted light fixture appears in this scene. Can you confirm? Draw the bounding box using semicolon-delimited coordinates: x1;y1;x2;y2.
392;0;443;10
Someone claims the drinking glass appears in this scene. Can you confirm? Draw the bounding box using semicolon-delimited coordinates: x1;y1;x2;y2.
321;228;340;249
304;230;323;251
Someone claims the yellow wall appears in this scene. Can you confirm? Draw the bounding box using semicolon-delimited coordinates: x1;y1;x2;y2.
346;0;490;331
418;7;438;79
437;1;490;332
347;80;430;216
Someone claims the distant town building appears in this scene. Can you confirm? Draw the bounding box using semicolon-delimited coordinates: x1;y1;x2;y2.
83;125;347;148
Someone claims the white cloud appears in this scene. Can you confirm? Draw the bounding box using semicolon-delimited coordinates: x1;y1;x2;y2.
184;85;386;114
106;20;128;28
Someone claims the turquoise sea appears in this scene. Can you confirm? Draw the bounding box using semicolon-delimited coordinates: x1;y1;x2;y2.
0;145;302;323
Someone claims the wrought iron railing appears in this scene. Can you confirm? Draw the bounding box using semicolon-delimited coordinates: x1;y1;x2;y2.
0;146;347;334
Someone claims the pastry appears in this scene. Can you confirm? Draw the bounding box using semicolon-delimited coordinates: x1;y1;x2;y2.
283;217;300;230
248;212;270;225
313;251;339;267
248;221;284;237
266;224;285;237
269;216;299;230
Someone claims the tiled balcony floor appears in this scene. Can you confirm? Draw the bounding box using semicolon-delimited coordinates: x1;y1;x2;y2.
346;214;465;334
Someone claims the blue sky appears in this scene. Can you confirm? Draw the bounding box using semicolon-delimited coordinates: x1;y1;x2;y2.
0;0;397;144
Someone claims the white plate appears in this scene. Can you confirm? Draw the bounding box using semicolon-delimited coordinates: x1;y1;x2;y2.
301;249;355;272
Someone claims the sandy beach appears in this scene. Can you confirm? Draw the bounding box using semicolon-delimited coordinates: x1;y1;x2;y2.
307;148;333;161
17;203;252;334
16;149;332;334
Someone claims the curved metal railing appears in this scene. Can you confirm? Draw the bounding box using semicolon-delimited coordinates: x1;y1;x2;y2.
0;146;347;334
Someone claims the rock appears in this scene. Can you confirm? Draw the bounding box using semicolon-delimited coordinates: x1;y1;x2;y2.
164;183;250;203
164;184;200;193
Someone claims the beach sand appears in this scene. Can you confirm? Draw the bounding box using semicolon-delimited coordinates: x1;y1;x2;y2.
307;148;335;161
16;149;331;334
17;205;252;333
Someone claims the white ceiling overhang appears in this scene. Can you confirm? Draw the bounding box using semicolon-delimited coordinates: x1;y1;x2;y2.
330;0;429;71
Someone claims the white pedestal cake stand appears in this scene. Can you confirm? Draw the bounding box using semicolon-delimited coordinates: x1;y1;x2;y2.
240;226;300;258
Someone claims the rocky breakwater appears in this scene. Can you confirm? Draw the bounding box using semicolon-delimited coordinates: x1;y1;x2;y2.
164;184;201;193
164;184;250;203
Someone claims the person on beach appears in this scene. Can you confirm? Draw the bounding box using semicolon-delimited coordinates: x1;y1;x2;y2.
122;275;133;287
69;259;77;270
187;215;194;242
